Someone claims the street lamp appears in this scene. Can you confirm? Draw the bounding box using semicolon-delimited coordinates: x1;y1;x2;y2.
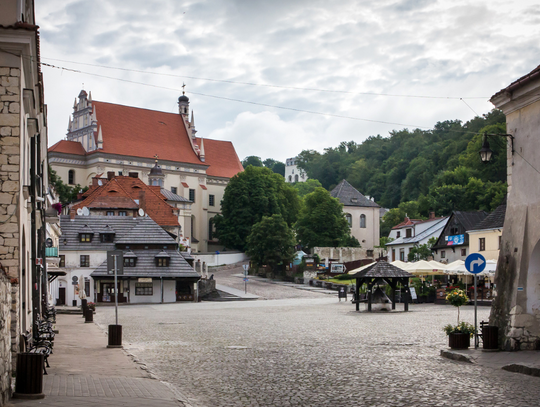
479;133;514;163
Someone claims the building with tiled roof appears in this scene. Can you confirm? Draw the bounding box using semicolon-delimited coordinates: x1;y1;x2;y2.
71;172;192;242
48;90;244;252
467;200;507;261
54;215;200;306
330;180;380;250
431;211;488;263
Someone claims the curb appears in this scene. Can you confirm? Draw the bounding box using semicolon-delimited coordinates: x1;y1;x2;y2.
502;364;540;377
440;349;474;363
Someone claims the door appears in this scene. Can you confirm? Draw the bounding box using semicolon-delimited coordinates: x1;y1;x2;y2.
58;287;66;305
99;281;126;303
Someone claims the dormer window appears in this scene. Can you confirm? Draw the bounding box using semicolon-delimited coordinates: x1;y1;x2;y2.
397;231;401;238
351;198;358;203
79;233;92;242
101;233;115;243
406;229;412;238
155;250;170;267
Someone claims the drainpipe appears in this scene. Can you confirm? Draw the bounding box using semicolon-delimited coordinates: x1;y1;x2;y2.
30;132;38;340
161;277;163;303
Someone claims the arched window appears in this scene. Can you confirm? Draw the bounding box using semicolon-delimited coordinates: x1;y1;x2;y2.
68;170;75;185
288;175;292;182
295;174;299;182
346;213;352;227
208;218;215;240
360;214;366;228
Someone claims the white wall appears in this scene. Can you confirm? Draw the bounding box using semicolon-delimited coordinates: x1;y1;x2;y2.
193;251;248;266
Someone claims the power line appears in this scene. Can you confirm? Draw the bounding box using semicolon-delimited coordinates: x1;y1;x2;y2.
41;56;489;100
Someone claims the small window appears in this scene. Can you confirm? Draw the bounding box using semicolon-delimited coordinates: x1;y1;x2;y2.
399;249;405;261
171;187;177;195
367;250;374;257
68;170;75;185
59;255;65;268
441;250;446;259
157;258;170;267
209;194;215;206
479;238;486;251
397;231;401;238
288;176;292;182
118;211;127;216
450;227;459;235
360;214;366;228
79;233;92;242
101;234;114;243
406;228;412;238
106;211;114;216
295;174;299;182
80;255;90;267
461;248;467;257
345;213;352;227
118;171;123;176
189;189;195;202
135;282;153;296
499;236;502;250
123;258;136;267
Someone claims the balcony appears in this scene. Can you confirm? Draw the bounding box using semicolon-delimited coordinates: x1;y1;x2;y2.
45;247;58;257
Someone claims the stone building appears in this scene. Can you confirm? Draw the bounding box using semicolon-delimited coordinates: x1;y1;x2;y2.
489;65;540;350
330;180;380;250
48;90;244;252
0;1;50;402
284;156;308;183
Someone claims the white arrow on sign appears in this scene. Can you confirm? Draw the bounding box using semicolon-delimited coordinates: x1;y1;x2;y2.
471;259;484;269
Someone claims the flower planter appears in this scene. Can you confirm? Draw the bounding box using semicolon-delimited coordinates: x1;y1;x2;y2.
448;333;470;349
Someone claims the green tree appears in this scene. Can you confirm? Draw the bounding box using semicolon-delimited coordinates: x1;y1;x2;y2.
293;179;323;197
49;168;86;205
242;156;263;168
246;214;296;271
295;187;350;249
214;166;300;251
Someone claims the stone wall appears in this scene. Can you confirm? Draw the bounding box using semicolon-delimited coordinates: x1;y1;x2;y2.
0;270;12;405
313;247;386;263
0;67;21;382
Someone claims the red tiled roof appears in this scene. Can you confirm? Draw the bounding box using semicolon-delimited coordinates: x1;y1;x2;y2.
90;101;202;164
73;176;179;227
48;140;87;155
197;138;243;178
392;216;445;230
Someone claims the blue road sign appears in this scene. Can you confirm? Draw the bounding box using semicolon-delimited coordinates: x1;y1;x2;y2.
243;278;249;282
465;253;486;274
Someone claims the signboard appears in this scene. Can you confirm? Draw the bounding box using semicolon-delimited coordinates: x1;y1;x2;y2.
410;287;417;300
330;263;346;274
107;250;124;275
242;264;249;271
72;276;78;286
446;234;465;245
138;278;152;283
35;258;43;266
243;278;249;282
465;253;486;274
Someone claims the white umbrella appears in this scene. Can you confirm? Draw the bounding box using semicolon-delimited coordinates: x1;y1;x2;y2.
78;274;87;300
404;260;446;276
348;262;375;275
390;260;409;270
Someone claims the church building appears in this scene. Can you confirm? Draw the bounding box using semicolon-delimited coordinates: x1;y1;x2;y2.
48;90;244;252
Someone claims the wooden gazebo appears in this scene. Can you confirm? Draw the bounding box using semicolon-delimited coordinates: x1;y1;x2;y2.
350;261;414;312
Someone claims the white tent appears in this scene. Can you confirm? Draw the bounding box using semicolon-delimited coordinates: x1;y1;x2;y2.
348;262;375;275
403;260;447;276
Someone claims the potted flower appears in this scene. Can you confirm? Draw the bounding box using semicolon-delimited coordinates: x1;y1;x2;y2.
87;302;96;312
443;289;474;349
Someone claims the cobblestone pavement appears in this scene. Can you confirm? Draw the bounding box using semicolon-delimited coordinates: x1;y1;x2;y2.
94;295;540;407
209;265;335;300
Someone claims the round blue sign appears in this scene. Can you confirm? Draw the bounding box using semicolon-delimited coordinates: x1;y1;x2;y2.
465;253;486;274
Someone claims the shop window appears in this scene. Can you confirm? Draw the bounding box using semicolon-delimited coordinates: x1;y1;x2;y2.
135;282;153;296
80;255;90;267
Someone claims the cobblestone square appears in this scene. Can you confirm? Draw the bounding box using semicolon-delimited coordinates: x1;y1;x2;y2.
95;274;540;407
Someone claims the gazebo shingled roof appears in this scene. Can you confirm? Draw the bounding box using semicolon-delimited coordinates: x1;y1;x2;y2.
353;261;413;279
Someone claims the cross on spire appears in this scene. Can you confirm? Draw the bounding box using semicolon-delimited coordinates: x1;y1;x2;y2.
182;83;186;95
154;154;159;163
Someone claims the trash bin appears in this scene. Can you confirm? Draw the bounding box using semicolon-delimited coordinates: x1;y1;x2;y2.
482;325;499;350
108;324;122;348
13;353;45;399
85;308;93;323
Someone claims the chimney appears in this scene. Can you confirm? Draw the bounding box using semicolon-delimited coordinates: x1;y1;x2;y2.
429;211;435;219
138;190;146;214
128;172;138;178
107;171;115;180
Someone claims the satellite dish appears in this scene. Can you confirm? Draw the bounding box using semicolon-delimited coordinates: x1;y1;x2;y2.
82;207;90;216
98;180;103;186
138;208;145;217
76;208;83;216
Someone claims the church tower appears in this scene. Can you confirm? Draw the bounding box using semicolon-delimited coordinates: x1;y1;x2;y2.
66;89;98;152
148;159;165;187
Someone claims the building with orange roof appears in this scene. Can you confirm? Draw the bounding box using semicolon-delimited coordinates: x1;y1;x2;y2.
48;90;244;252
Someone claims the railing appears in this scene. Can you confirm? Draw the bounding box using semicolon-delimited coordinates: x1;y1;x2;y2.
45;247;58;257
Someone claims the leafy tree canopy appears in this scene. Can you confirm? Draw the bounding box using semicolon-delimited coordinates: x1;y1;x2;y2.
242;156;286;176
242;156;263;168
214;166;300;251
295;187;351;249
293;178;323;197
246;214;296;271
49;168;87;205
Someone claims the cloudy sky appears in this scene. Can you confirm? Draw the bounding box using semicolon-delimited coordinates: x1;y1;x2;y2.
37;0;540;163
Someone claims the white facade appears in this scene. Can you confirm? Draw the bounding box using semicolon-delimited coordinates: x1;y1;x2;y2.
284;157;308;183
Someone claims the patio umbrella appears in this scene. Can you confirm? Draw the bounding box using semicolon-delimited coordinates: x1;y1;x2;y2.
390;260;409;270
404;260;446;276
79;274;86;300
348;262;375;275
444;260;466;275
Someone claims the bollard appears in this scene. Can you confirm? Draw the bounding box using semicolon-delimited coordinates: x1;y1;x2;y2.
13;353;45;399
482;325;499;350
85;308;93;323
107;324;122;348
81;299;88;318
